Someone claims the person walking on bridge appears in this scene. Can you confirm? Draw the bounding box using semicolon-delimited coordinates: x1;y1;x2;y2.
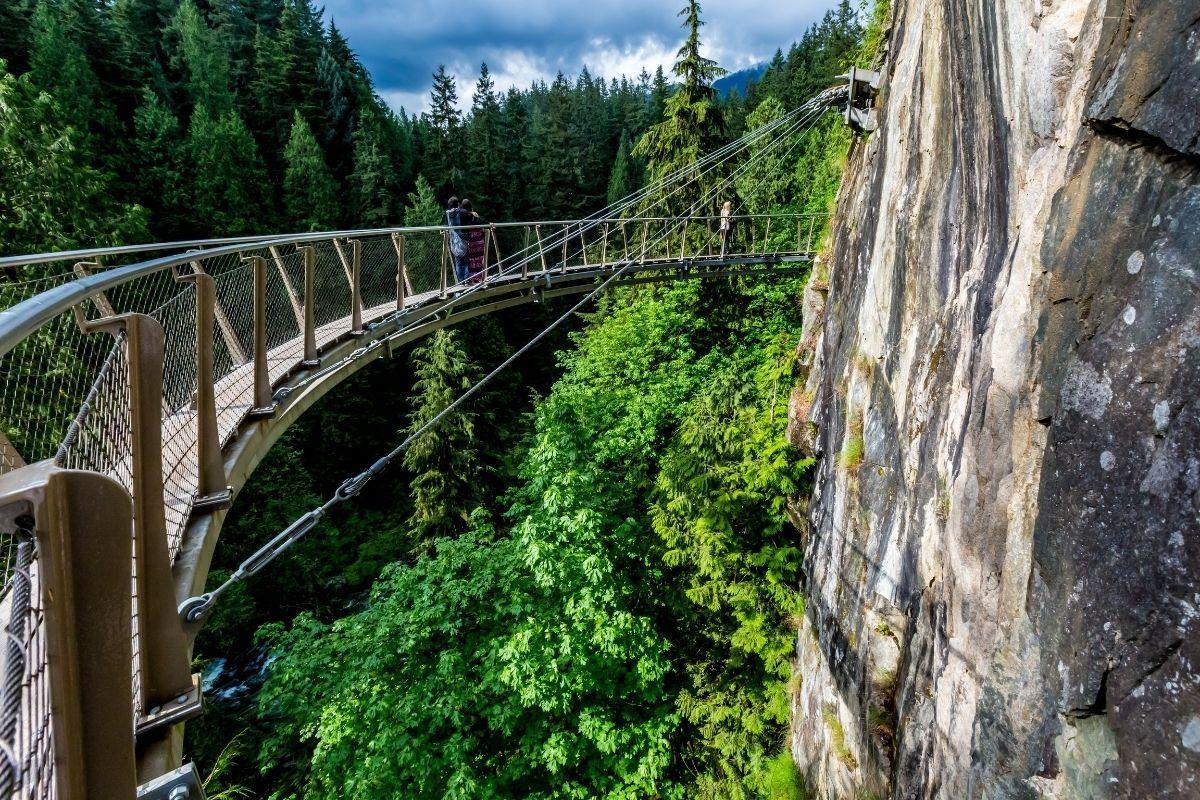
446;196;472;284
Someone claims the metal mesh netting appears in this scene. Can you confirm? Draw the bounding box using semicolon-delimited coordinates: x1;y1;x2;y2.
0;529;55;800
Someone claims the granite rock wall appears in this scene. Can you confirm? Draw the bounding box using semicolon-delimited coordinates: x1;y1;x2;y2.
788;1;1199;797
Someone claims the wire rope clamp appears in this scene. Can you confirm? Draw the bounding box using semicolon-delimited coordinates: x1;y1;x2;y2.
136;673;204;741
137;761;207;800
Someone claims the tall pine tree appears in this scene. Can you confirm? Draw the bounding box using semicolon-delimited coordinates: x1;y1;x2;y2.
634;0;726;214
282;109;339;231
402;329;481;541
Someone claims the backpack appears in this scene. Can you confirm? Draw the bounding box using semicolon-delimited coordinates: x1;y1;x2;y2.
447;210;468;258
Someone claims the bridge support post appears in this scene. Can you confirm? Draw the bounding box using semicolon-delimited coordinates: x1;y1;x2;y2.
121;315;202;781
482;226;492;282
349;239;364;335
392;234;407;311
0;464;139;800
561;225;569;275
440;232;448;298
301;247;318;367
522;226;530;279
535;225;547;274
178;272;229;512
250;256;275;418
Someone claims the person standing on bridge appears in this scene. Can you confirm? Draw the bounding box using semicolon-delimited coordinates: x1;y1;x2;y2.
461;199;487;284
447;197;472;284
719;201;733;257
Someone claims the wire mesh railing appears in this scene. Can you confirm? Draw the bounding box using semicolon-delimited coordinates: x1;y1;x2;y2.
0;211;824;798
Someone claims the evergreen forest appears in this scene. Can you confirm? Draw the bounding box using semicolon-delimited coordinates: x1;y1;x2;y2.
0;0;888;797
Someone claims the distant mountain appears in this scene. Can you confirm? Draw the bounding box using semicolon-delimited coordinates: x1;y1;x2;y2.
714;63;769;98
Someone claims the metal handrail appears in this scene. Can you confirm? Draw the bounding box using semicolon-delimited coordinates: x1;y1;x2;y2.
0;213;822;271
0;214;825;358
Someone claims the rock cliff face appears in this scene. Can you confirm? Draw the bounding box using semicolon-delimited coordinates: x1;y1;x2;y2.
788;1;1199;797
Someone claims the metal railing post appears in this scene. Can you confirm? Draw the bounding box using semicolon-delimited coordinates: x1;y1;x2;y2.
762;217;772;254
522;226;531;279
0;463;139;799
349;239;364;335
601;223;609;266
482;226;492;282
679;219;689;260
561;225;569;275
178;272;229;511
301;246;318;367
392;234;407;311
535;225;548;274
807;215;817;252
489;223;501;278
440;231;449;297
122;314;201;781
190;260;246;366
250;256;275;417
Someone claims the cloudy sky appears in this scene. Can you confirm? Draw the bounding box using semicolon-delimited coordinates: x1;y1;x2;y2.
321;0;838;115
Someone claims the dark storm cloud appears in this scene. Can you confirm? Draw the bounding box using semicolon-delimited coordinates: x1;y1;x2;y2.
322;0;836;112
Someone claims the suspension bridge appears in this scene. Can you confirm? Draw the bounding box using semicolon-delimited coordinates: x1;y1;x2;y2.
0;76;875;799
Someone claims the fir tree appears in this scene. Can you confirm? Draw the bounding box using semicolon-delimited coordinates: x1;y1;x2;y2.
733;96;795;215
349;114;395;227
282;109;339;231
0;68;147;254
634;1;726;214
166;0;233;114
606;130;637;207
424;64;462;194
402;329;481;541
28;0;111;141
187;106;270;235
132;89;186;237
465;63;502;212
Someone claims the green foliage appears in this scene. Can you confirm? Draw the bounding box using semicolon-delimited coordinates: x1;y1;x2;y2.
635;1;726;212
166;0;233;113
735;96;797;214
606;129;638;207
0;67;146;255
765;751;809;800
186;106;269;235
283;110;338;230
403;330;482;540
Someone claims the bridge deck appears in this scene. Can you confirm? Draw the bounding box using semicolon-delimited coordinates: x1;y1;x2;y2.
160;252;812;552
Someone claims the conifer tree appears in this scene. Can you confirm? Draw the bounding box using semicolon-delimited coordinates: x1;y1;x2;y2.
733;96;795;214
248;25;292;152
187;106;270;235
29;0;111;141
349;114;394;227
424;64;462;193
0;69;147;254
0;0;34;74
282;109;339;231
606;130;637;207
465;63;502;211
133;89;186;237
403;174;441;227
166;0;233;114
402;329;481;541
634;1;726;214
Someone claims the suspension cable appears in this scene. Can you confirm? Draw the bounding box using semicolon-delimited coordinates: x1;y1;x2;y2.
273;95;838;404
178;91;842;622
